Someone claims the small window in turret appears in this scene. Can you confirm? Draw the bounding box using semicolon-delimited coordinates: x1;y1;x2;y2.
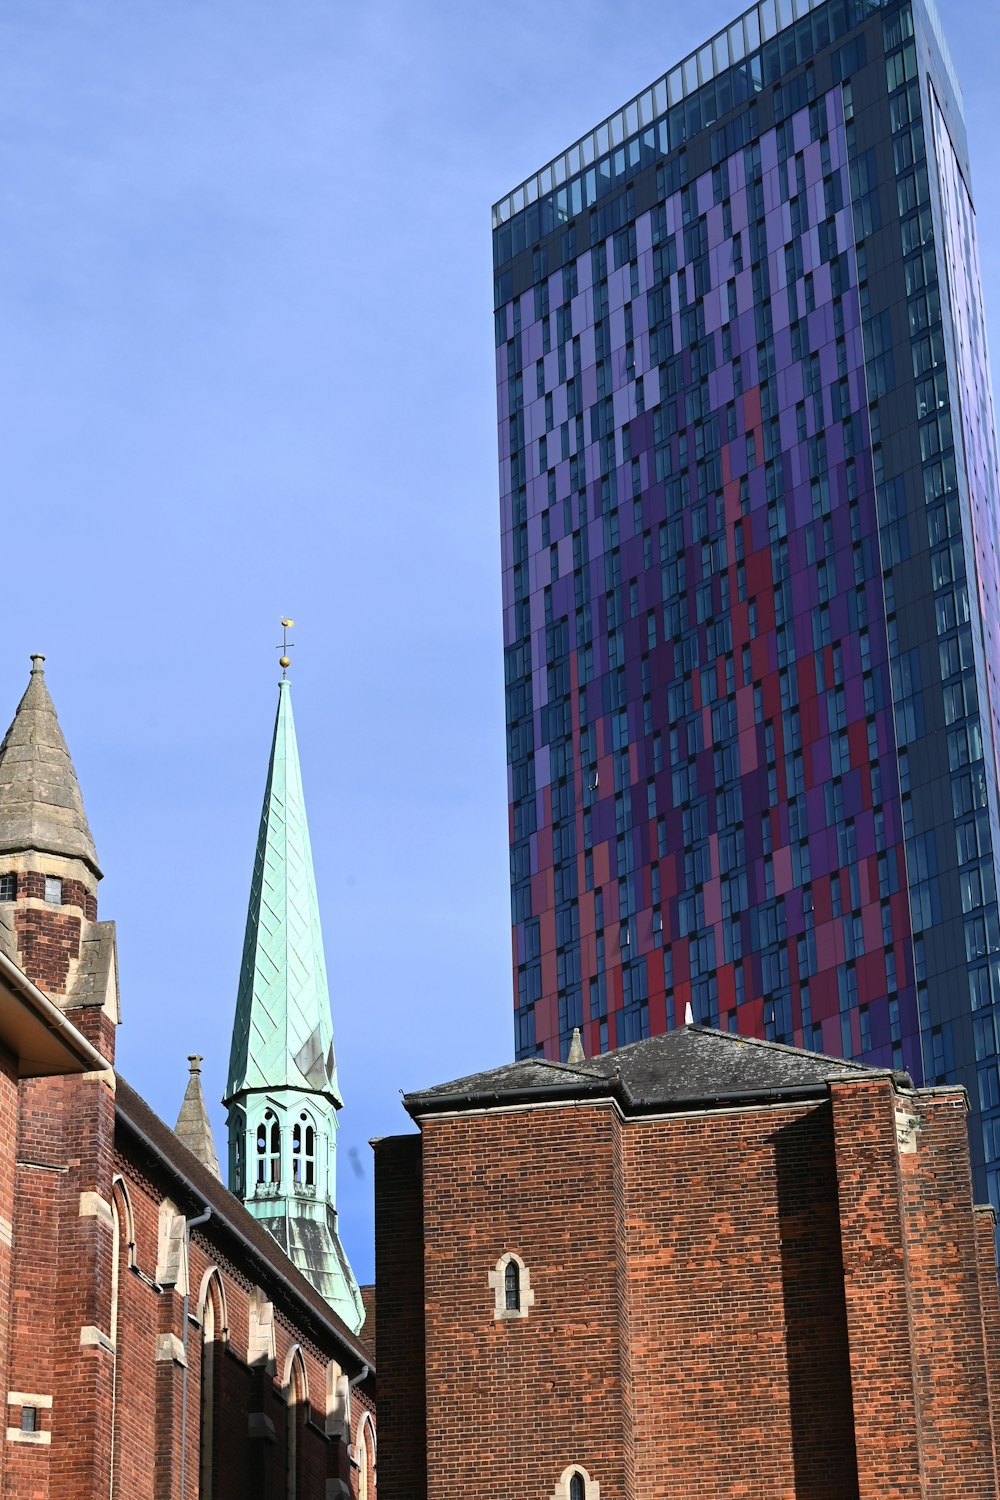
0;874;15;902
304;1124;315;1186
268;1113;280;1182
293;1115;316;1188
44;876;62;904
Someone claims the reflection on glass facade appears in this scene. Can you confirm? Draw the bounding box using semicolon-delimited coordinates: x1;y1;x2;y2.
494;0;1000;1204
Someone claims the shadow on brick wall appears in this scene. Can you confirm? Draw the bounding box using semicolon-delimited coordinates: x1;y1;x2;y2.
770;1106;860;1500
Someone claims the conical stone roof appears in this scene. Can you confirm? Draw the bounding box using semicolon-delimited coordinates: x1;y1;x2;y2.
174;1056;222;1180
0;656;100;877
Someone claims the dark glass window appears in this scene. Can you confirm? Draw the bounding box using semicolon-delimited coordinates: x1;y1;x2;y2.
504;1259;520;1311
0;874;14;902
570;1475;585;1500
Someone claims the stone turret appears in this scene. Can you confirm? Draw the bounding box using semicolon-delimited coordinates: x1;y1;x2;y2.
224;675;363;1332
0;656;118;1058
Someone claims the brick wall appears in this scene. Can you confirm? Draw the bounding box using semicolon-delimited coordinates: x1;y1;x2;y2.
419;1105;630;1500
624;1101;857;1499
374;1133;425;1500
0;1045;18;1496
103;1136;373;1500
898;1089;999;1497
13;904;82;996
974;1207;1000;1484
4;1069;118;1500
15;871;97;921
379;1073;1000;1500
830;1076;924;1500
0;1076;373;1500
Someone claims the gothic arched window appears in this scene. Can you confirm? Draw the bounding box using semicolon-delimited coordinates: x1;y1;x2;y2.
292;1115;316;1188
200;1273;227;1500
285;1350;307;1500
355;1415;375;1500
257;1111;281;1186
551;1466;598;1500
504;1258;520;1311
268;1113;280;1183
490;1252;534;1320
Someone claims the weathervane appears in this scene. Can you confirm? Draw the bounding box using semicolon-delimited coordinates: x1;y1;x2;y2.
277;617;295;677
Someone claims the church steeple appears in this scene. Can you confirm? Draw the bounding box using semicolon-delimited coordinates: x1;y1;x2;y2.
224;669;363;1332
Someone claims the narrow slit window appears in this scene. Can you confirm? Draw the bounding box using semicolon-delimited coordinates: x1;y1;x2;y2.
570;1475;585;1500
491;1252;534;1319
505;1258;520;1311
268;1114;280;1183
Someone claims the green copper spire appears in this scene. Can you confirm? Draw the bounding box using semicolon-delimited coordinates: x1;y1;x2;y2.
225;675;363;1333
226;680;340;1105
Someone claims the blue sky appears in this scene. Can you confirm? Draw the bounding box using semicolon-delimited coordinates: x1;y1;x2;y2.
0;0;997;1283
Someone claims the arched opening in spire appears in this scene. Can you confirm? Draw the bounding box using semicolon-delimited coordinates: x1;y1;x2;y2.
256;1110;281;1187
292;1111;317;1190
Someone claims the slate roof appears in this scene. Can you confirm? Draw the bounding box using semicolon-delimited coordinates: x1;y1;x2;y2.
404;1025;910;1118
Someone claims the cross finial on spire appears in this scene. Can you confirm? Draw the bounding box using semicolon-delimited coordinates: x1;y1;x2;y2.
276;618;295;678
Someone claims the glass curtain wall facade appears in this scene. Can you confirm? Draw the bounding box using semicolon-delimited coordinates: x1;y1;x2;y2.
494;0;1000;1205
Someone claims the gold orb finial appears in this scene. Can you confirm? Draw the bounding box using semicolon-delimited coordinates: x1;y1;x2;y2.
276;618;295;678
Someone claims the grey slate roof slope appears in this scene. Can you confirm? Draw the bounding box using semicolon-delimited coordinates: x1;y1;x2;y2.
0;656;100;876
404;1025;911;1118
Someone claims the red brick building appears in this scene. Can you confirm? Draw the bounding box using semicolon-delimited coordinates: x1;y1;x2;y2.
0;656;376;1499
376;1026;1000;1500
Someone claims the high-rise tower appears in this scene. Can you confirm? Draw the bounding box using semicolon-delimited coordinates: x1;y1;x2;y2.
224;671;363;1332
494;0;1000;1209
